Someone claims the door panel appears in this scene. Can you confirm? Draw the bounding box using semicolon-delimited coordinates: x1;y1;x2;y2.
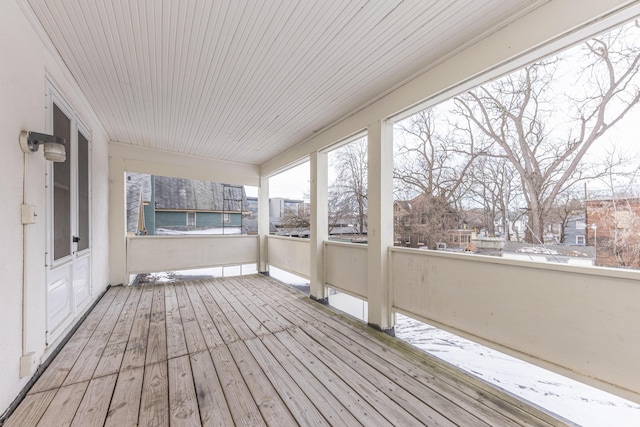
46;264;73;339
73;254;90;311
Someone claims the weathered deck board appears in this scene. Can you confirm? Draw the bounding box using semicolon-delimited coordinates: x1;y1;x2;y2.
120;287;154;370
145;285;168;365
37;381;88;426
189;350;234;427
138;361;169;427
168;355;200;425
174;283;209;354
185;281;225;349
193;280;241;345
227;340;298;426
104;367;144;427
93;287;141;377
164;284;188;360
258;333;364;426
233;276;294;331
244;337;329;426
5;275;569;427
70;374;117;427
63;288;131;386
28;288;120;394
203;279;258;340
223;277;292;333
214;278;273;336
210;344;265;426
2;390;56;427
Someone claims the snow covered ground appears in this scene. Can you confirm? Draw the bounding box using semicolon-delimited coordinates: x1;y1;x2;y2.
155;227;242;235
394;315;640;427
268;269;640;427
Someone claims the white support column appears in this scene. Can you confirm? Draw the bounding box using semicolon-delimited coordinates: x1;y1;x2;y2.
310;151;328;302
108;156;127;285
367;119;395;334
258;175;270;273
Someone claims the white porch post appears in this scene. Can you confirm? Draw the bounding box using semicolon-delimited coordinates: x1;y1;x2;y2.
310;151;328;302
108;156;127;285
367;119;395;333
258;175;270;273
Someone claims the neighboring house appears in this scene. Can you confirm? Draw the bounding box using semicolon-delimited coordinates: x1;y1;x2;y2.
269;197;306;228
444;229;475;250
245;196;309;235
243;196;277;235
563;216;587;246
586;197;640;268
126;173;247;234
393;193;460;248
493;212;528;242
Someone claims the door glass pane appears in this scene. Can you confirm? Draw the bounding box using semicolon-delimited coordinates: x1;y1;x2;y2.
77;131;89;251
53;104;71;260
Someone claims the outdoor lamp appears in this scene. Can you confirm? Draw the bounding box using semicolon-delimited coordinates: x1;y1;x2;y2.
19;131;66;162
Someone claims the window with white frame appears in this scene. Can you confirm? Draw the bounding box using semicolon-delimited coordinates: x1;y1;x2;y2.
187;212;196;227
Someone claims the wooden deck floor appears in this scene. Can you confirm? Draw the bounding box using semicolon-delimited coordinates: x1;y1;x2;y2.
4;275;568;426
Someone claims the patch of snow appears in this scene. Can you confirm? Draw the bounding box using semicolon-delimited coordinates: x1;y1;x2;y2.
137;264;258;283
155;227;242;235
395;315;640;427
517;246;560;255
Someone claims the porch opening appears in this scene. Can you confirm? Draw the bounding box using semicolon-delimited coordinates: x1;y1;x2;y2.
392;19;640;271
130;263;259;285
126;172;256;236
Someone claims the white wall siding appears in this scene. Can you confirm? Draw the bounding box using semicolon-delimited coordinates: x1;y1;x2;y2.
0;0;110;414
390;248;640;402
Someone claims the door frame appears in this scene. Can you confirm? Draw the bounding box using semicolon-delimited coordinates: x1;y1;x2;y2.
44;79;93;344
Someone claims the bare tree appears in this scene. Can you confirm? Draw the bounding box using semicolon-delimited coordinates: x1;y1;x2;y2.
466;155;522;238
549;189;584;243
330;138;368;235
279;201;310;231
394;109;486;244
394;109;480;206
454;23;640;242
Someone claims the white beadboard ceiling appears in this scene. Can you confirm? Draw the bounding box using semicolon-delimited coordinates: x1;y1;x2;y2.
26;0;544;165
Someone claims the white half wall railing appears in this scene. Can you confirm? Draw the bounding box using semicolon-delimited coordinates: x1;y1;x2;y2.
389;247;640;403
325;241;368;300
266;235;310;279
126;235;258;278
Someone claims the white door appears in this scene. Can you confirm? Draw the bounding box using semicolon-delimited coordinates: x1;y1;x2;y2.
46;93;91;344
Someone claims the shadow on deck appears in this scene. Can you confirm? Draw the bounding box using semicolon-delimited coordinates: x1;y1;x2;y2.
4;275;569;426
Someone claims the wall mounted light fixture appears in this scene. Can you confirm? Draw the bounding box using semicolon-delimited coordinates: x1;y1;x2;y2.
19;131;66;162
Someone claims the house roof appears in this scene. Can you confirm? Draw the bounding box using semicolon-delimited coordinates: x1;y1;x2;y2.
126;174;247;232
25;0;547;166
154;176;246;211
